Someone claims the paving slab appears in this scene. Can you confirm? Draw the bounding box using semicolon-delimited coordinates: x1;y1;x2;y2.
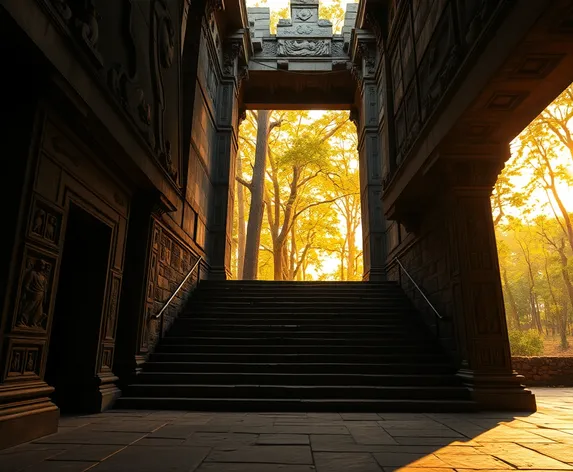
257;434;310;445
0;449;68;472
182;432;258;449
46;445;125;462
314;452;383;471
196;464;316;472
87;446;210;472
204;445;314;464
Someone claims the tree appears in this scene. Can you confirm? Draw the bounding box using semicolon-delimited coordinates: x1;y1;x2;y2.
242;110;271;280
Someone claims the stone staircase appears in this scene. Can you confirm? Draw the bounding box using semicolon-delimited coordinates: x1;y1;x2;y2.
116;281;475;411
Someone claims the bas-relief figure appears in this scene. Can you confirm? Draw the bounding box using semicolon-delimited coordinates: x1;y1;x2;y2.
277;39;330;56
16;259;50;329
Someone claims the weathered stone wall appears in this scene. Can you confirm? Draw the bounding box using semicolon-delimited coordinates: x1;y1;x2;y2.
386;210;459;361
143;219;202;355
513;357;573;387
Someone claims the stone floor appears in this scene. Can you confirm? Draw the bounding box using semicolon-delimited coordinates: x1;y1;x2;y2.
1;388;573;472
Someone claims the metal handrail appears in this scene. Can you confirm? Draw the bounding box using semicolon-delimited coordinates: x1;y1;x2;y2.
394;257;443;320
154;256;202;319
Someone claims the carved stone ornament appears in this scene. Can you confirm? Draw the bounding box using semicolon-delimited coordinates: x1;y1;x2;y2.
223;42;243;77
16;259;51;330
206;0;224;17
151;0;178;179
74;0;103;65
160;140;178;180
50;0;72;21
277;39;330;57
358;42;376;76
365;11;383;45
296;9;313;21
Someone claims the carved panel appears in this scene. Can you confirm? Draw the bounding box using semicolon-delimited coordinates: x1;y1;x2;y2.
277;39;331;57
104;273;121;340
13;247;57;333
486;91;529;111
28;198;63;248
100;346;114;372
4;339;45;381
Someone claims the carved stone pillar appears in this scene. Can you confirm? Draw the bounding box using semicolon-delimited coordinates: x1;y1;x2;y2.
354;38;387;281
208;37;243;279
439;156;536;410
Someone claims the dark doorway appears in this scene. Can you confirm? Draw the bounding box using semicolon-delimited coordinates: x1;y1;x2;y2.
45;203;112;413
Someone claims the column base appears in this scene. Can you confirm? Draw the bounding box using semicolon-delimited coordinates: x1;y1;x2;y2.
0;382;59;450
363;267;387;282
209;266;231;280
457;369;537;411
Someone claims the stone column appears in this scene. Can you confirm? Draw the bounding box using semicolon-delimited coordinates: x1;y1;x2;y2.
208;36;244;279
440;156;536;410
354;38;387;281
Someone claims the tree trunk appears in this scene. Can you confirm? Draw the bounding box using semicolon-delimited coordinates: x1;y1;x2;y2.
236;153;246;279
502;269;521;330
243;110;271;280
347;218;355;280
556;244;573;349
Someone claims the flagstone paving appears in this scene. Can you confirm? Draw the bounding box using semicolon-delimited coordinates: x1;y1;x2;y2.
1;388;572;472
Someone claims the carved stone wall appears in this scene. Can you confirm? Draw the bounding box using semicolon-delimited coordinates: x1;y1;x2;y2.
385;0;509;167
0;106;131;432
140;218;201;355
36;0;182;183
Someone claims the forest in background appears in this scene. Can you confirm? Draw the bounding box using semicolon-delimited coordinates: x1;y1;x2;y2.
239;0;573;357
232;110;362;282
494;84;573;356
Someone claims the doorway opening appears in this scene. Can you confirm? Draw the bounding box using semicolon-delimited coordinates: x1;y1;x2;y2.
45;202;112;413
232;109;363;281
493;83;573;362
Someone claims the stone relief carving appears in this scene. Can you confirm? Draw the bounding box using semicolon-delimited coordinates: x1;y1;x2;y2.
32;209;46;236
74;0;103;65
26;351;37;373
30;202;61;245
358;42;376;76
105;276;120;339
107;1;155;146
331;41;344;57
206;0;224;17
296;9;313;21
261;41;279;56
223;42;243;77
10;351;22;374
49;0;72;21
278;39;330;56
16;259;51;330
151;0;178;181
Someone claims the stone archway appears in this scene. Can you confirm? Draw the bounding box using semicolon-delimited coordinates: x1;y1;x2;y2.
207;0;389;281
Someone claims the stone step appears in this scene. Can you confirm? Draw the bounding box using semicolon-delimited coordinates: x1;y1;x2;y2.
161;336;438;346
172;322;421;331
123;384;470;400
155;344;442;355
141;361;456;375
135;372;460;387
115;396;477;413
169;328;427;338
148;352;448;364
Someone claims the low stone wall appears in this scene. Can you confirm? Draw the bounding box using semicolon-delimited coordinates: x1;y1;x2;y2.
513;356;573;386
